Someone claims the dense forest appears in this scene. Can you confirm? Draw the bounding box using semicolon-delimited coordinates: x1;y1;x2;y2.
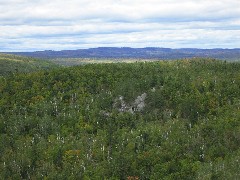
0;57;240;179
0;53;58;76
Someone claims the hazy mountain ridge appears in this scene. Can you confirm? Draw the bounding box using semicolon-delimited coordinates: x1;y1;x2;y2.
7;47;240;60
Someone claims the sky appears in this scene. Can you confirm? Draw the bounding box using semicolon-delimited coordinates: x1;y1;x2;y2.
0;0;240;52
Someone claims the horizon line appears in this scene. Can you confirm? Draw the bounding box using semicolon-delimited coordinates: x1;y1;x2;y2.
2;47;240;53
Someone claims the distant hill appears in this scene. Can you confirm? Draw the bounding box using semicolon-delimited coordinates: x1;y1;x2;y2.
7;47;240;60
0;53;59;76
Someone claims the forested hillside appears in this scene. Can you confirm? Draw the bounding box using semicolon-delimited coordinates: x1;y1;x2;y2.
0;58;239;179
0;53;58;76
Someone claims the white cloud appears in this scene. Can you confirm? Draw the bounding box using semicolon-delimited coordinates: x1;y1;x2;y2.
0;0;240;51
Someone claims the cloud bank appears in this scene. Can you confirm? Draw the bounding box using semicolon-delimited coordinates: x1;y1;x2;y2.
0;0;240;51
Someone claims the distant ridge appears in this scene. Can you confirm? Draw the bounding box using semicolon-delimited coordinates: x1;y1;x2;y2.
6;47;240;60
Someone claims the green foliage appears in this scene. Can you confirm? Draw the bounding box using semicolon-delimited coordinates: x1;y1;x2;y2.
0;53;59;76
0;58;240;179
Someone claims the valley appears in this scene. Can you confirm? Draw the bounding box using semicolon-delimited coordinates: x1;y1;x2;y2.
0;56;239;179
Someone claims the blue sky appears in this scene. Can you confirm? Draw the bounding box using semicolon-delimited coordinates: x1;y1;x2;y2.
0;0;240;51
